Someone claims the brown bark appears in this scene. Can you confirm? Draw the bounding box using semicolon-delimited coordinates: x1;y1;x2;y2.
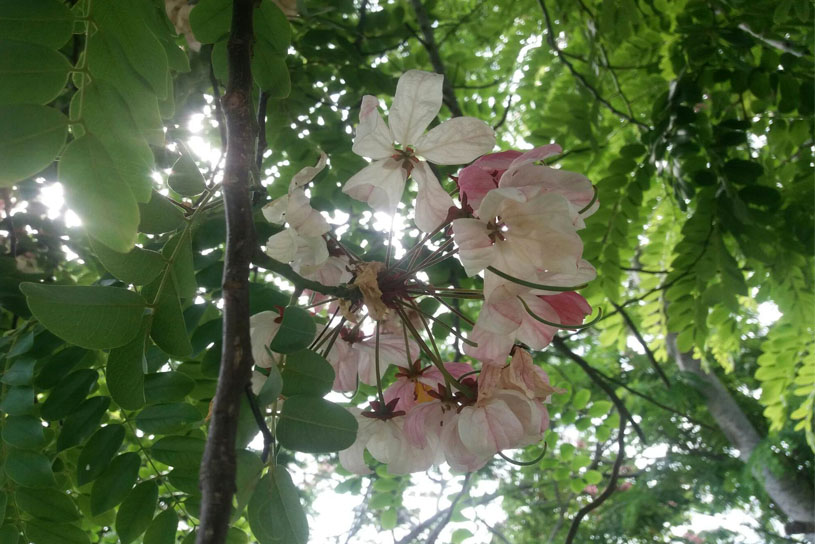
196;1;257;542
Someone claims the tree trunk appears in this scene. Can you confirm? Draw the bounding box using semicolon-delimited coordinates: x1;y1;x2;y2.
666;334;815;542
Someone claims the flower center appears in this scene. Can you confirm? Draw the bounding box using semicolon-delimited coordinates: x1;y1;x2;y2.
486;216;508;243
391;146;419;174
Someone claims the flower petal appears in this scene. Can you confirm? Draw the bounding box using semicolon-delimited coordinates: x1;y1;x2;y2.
388;70;443;146
262;195;288;224
286;189;330;236
289;151;328;190
343;158;407;213
264;229;298;263
414;117;495;165
412;161;454;232
249;311;282;368
352;96;394;160
452;218;494;276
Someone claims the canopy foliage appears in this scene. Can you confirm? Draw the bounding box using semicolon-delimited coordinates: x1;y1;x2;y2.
0;0;812;543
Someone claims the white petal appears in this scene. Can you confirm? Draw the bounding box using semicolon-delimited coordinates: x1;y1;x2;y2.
352;96;395;160
289;152;328;190
452;218;494;276
342;158;407;213
286;189;330;236
412;161;454;232
388;70;443;146
291;236;329;276
262;195;288;224
264;229;298;263
250;311;282;368
414;117;495;165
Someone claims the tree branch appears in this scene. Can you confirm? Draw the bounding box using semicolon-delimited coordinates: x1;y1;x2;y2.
252;249;359;300
426;473;471;544
197;1;257;542
537;0;650;130
610;301;671;388
564;410;627;544
552;336;646;443
408;0;463;117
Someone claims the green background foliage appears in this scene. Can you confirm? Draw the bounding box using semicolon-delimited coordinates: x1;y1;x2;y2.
0;0;812;543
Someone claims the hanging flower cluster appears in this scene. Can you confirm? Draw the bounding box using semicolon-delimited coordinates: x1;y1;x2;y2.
251;70;599;474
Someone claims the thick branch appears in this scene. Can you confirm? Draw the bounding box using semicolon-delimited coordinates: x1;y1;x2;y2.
197;1;257;543
666;334;815;536
408;0;463;117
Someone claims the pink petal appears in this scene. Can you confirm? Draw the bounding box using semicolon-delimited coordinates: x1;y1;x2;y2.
457;163;499;212
472;149;522;171
540;291;592;325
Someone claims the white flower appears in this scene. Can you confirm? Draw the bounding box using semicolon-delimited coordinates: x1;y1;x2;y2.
343;70;495;232
263;153;337;280
249;311;282;368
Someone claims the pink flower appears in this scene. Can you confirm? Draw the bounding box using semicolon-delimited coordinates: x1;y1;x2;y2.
458;144;597;220
618;481;632;491
463;287;592;366
583;484;599;496
325;327;419;392
343;70;495;231
682;532;704;544
384;361;474;412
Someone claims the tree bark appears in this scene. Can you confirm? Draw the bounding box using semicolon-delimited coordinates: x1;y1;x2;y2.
196;1;257;542
666;334;815;541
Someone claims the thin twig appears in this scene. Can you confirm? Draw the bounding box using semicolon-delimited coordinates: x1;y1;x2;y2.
611;301;671;388
537;0;650;130
244;384;273;462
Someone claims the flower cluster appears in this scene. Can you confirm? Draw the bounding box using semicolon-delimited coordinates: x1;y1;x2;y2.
251;70;598;475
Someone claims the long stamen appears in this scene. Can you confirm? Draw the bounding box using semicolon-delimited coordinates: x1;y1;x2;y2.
373;322;386;405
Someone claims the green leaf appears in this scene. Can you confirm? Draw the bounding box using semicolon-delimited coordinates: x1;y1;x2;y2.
135;402;201;434
247;467;308;544
588;400;614;418
277;396;357;453
722;159;763;185
256;365;283;406
168;142;206;196
56;396;111;451
58;134;140;252
161;229;197;300
150;436;205;468
144;371;196;403
4;448;55;488
0;104;67;187
139;191;186;234
144;275;193;358
0;40;71;105
451;528;473;544
0;385;34;415
77;424;126;486
572;388;591;410
0;0;74;48
115;481;158;544
2;357;35;386
189;0;231;43
107;323;148;410
76;81;156;203
92;1;169;99
90;452;140;516
2;415;46;449
20;283;146;349
40;368;98;421
270;306;316;354
252;43;291;99
0;527;19;544
255;0;291;53
281;349;335;397
24;522;89;544
584;470;603;485
15;487;80;522
143;509;178;544
234;450;264;520
380;508;397;529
